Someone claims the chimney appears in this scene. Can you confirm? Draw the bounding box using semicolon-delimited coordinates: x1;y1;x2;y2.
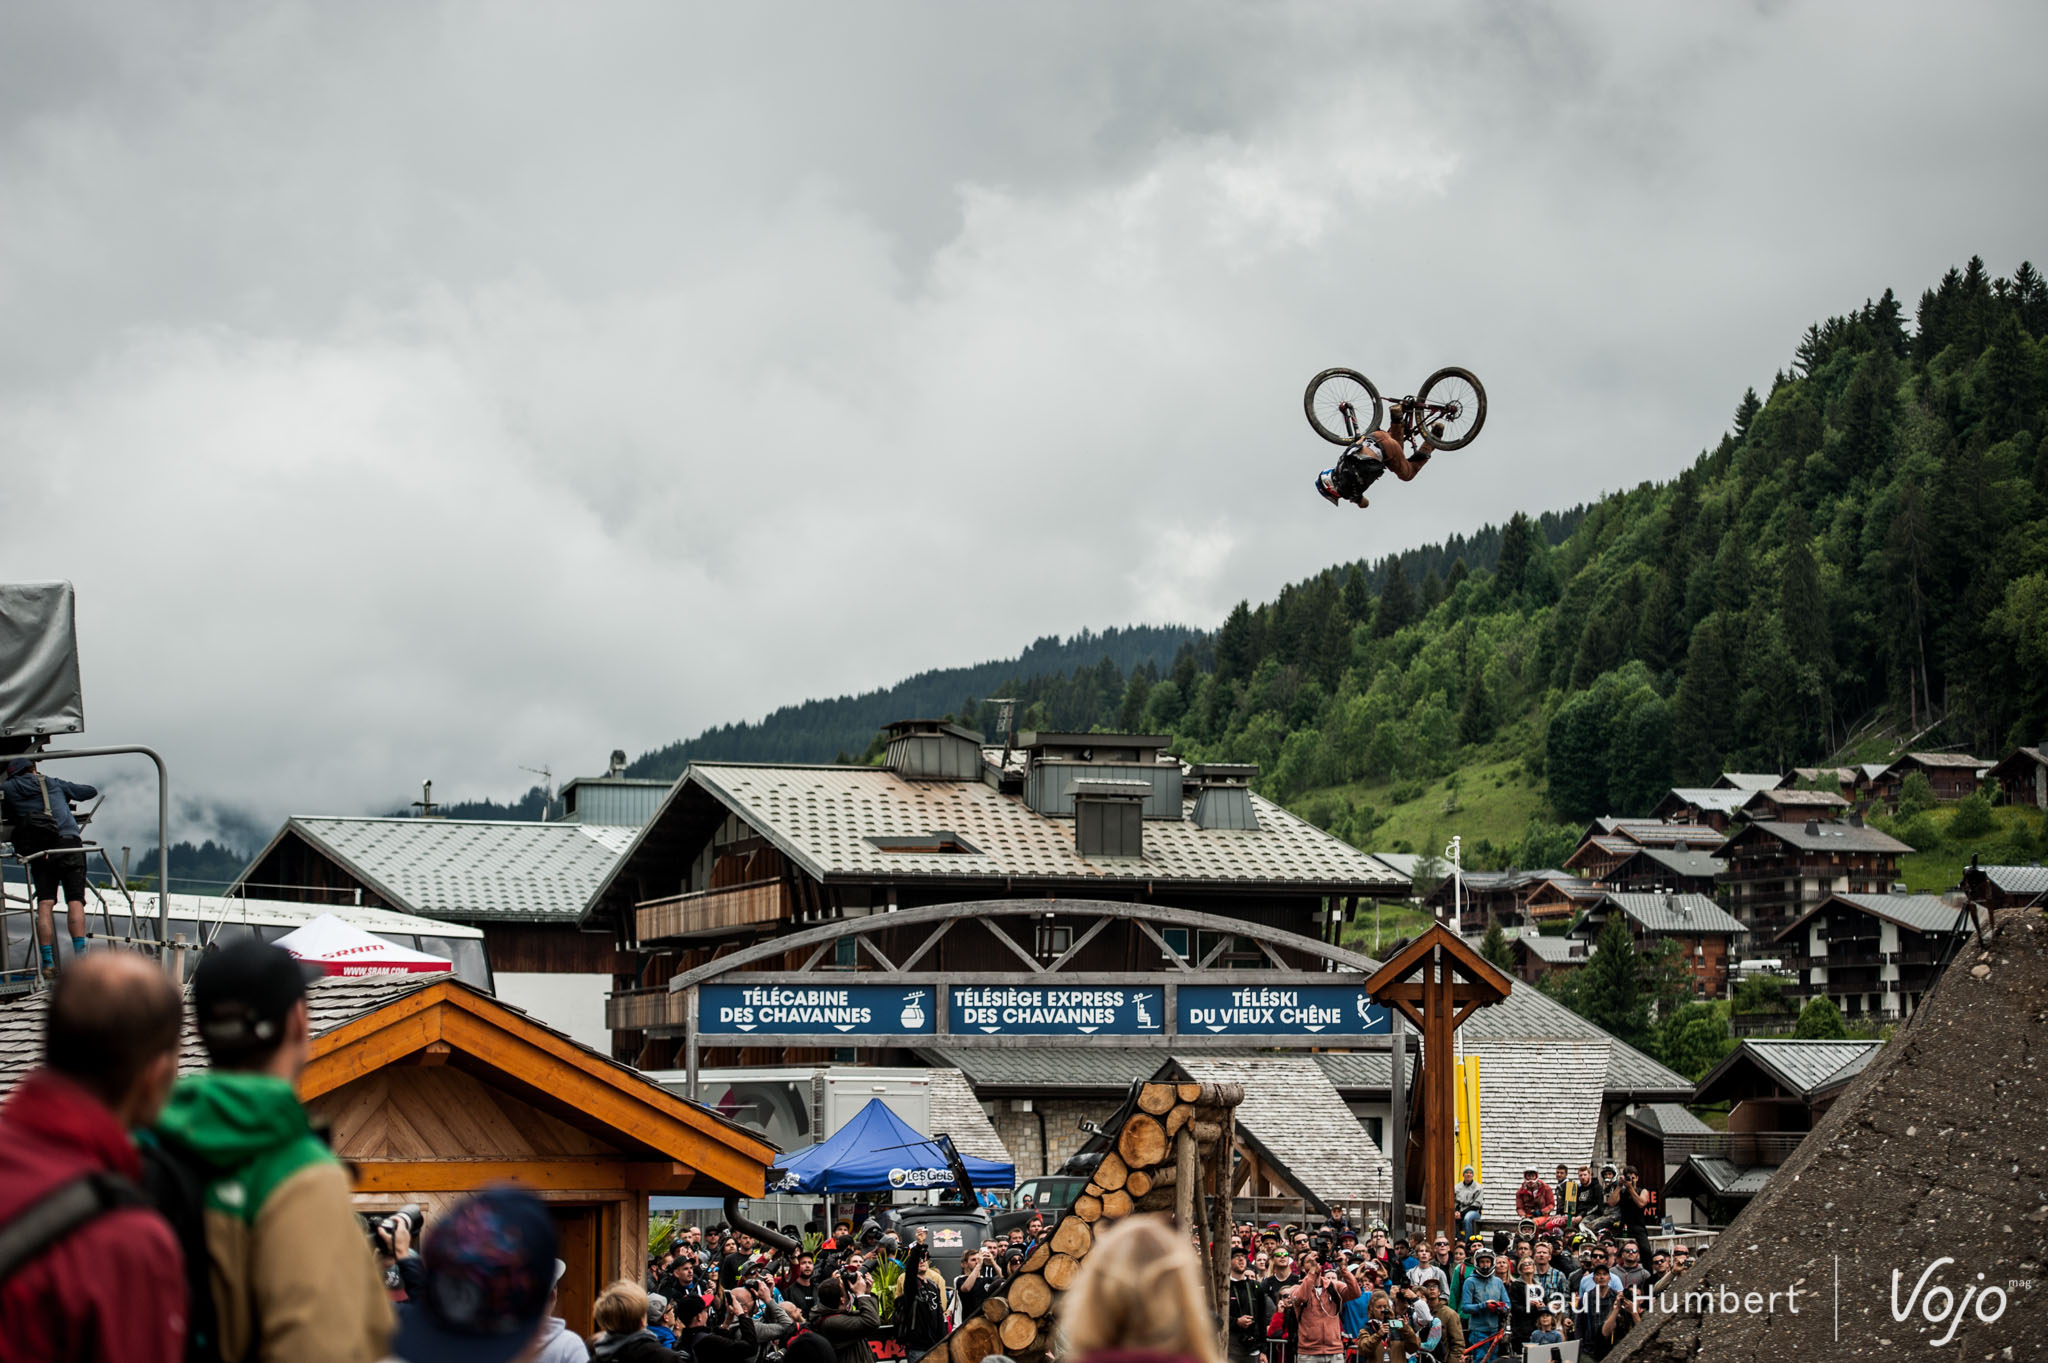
608;749;628;778
1072;779;1148;858
1187;763;1261;831
1847;811;1864;828
883;719;985;781
1805;819;1821;837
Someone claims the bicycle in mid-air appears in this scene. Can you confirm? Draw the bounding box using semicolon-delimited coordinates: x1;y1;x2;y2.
1303;365;1487;450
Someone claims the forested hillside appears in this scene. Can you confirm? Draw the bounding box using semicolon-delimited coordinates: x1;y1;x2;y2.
1155;256;2047;863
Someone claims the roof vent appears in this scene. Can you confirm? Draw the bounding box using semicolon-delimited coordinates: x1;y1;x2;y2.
1805;819;1821;836
1672;841;1689;854
1072;778;1147;859
1187;763;1260;831
1020;731;1182;816
608;749;628;778
883;719;986;782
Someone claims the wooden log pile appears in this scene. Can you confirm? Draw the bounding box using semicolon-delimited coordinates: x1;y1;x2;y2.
922;1081;1245;1363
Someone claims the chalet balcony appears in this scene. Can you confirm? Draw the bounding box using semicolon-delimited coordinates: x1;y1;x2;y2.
607;986;687;1033
636;880;792;942
1660;1131;1808;1167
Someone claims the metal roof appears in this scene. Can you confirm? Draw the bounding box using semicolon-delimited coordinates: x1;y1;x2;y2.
1605;847;1726;881
1666;1155;1774;1199
1364;852;1426;881
1591;892;1748;936
1976;864;2048;896
1659;787;1750;815
1716;773;1787;792
140;892;485;939
1170;1055;1389;1208
674;763;1405;890
1724;820;1914;855
236;816;638;923
1466;1039;1606;1221
1624;1102;1713;1137
1828;893;1970;935
1516;933;1588;965
1695;1038;1883;1104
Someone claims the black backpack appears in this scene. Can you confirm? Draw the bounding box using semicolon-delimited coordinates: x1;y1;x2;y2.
138;1132;225;1363
0;1171;152;1283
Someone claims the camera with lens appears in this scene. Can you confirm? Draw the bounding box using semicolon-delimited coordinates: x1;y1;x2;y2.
364;1204;423;1252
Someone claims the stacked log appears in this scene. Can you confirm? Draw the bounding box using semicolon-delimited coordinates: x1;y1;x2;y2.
919;1080;1244;1363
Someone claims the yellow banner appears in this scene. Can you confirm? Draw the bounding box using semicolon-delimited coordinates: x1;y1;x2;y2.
1454;1055;1482;1182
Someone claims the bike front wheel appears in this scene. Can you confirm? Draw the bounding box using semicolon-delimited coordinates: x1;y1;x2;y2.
1303;368;1383;446
1413;366;1486;450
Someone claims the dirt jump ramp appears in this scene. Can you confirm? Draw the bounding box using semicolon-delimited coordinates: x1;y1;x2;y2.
1613;907;2046;1360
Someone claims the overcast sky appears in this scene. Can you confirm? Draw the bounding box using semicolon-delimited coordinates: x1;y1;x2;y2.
3;1;2044;849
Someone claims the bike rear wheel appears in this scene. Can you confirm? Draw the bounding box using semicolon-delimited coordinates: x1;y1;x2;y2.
1303;368;1383;446
1413;366;1486;450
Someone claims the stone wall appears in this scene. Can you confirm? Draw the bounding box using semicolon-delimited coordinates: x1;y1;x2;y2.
986;1097;1114;1177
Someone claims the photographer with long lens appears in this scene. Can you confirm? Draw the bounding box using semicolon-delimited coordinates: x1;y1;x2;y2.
810;1260;880;1363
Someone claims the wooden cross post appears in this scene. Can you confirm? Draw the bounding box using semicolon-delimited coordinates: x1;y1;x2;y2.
1362;924;1512;1244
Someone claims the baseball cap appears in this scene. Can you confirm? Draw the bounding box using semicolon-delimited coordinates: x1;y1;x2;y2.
392;1188;560;1363
191;937;322;1056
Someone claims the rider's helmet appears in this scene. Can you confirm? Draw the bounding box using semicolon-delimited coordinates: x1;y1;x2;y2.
1316;471;1341;506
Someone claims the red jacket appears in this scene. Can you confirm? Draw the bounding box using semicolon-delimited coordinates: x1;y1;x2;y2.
1515;1180;1556;1219
0;1068;187;1363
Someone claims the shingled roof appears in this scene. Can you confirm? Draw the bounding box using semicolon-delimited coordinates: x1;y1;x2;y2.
1465;1038;1607;1221
927;1067;1013;1163
1166;1055;1390;1211
651;763;1405;891
233;816;638;923
0;974;437;1097
1603;846;1726;882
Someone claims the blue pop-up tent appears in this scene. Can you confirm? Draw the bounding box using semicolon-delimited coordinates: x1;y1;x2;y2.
768;1098;1015;1194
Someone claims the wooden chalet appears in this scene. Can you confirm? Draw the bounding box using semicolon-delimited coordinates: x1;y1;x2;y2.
1595;845;1724;897
582;723;1406;1064
0;976;776;1340
1956;860;2048;911
1647;787;1749;830
1713;818;1913;942
227;816;639;1050
1566;821;1725;882
1510;932;1587;987
1739;787;1850;822
1986;744;2048;812
1865;752;1986;809
1771;892;1971;1022
1520;874;1607;924
1569;893;1748;998
1671;1038;1880;1224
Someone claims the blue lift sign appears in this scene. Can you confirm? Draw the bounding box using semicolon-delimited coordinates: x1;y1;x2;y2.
699;984;938;1035
1176;985;1390;1036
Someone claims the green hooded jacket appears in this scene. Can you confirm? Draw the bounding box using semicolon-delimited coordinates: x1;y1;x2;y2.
154;1072;393;1363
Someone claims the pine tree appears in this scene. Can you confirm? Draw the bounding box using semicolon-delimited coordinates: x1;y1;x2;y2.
1481;920;1513;972
1419;567;1445;614
1215;601;1255;686
1495;513;1537;597
1446;557;1470;591
1341;564;1371;622
1375;561;1417;638
1578;916;1652;1048
1732;386;1761;439
1457;669;1493;747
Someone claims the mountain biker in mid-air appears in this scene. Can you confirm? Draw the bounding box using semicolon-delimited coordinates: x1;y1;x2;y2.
1316;400;1441;510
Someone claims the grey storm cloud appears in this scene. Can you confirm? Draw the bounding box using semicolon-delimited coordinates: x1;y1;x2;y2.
1;0;2043;847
